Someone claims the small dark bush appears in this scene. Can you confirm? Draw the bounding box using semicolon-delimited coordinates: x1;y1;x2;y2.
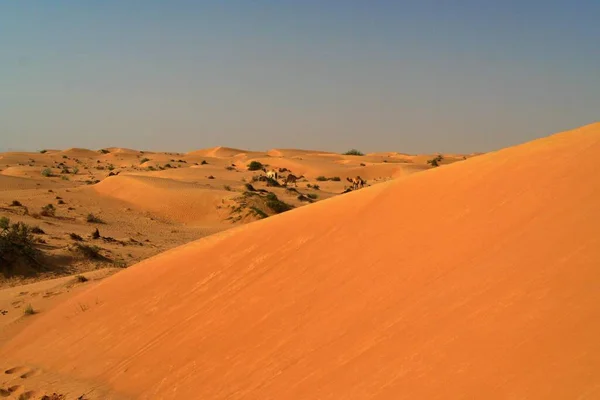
307;193;318;199
57;199;65;205
41;168;52;177
316;176;327;181
40;204;56;217
427;155;444;167
266;198;292;214
247;161;263;171
0;218;38;267
250;207;268;219
329;176;341;182
69;233;83;241
99;149;110;154
312;184;320;190
201;160;208;165
140;158;150;164
223;185;232;191
75;275;88;283
39;149;47;154
245;183;256;192
86;213;103;223
72;243;102;259
343;149;364;156
10;200;22;207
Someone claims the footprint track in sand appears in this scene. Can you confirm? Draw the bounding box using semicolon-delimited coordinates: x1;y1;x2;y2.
4;366;41;379
20;369;41;379
3;366;27;375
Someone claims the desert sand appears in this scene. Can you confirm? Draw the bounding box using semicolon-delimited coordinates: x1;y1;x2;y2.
1;124;599;399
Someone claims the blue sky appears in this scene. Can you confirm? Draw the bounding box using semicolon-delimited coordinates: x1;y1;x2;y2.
1;1;598;153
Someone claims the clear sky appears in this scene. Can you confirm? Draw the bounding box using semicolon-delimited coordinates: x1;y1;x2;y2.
1;1;598;154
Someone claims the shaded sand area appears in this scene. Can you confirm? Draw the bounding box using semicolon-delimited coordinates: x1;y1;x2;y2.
0;123;598;398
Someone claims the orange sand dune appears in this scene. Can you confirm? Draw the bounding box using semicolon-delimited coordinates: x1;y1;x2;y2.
2;123;600;399
186;146;264;158
267;148;336;157
91;175;235;224
59;148;100;157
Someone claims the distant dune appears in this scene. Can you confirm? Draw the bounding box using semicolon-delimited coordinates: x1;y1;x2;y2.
186;146;263;158
92;175;236;224
1;123;599;399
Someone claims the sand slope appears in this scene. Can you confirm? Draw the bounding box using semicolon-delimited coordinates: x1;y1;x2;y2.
2;123;600;399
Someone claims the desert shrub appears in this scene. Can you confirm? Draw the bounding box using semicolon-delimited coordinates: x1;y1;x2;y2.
57;199;65;205
39;149;47;154
427;155;444;167
0;218;38;267
147;166;156;171
247;161;263;171
10;200;22;207
99;149;110;154
266;198;292;214
225;166;235;171
96;165;105;170
307;193;318;199
140;158;150;164
69;233;83;241
312;184;320;190
61;175;69;181
201;160;208;165
207;175;215;179
23;304;35;315
250;207;268;219
265;177;280;187
244;183;257;192
360;163;366;166
343;149;364;156
329;176;341;181
92;228;101;239
107;164;115;171
316;176;327;181
223;185;232;191
40;204;56;217
75;275;88;283
41;168;52;177
164;163;172;169
72;243;102;259
86;213;103;223
72;167;79;174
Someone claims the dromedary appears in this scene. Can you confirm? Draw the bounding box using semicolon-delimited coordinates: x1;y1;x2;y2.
283;174;303;187
346;176;365;190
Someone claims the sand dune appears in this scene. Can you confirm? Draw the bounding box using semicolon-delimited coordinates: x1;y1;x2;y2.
186;146;263;158
1;123;599;398
92;175;236;224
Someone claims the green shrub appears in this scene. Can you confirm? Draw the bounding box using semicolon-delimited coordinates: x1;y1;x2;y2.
0;218;38;267
427;155;444;167
307;193;318;199
140;158;150;164
343;149;364;156
250;207;268;219
23;304;35;315
41;168;52;177
247;161;263;171
316;176;327;181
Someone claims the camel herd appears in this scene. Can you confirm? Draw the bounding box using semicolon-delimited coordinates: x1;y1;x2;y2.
260;167;365;191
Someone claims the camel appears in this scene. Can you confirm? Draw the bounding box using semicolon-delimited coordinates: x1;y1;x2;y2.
346;176;365;190
262;168;278;180
283;174;303;187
